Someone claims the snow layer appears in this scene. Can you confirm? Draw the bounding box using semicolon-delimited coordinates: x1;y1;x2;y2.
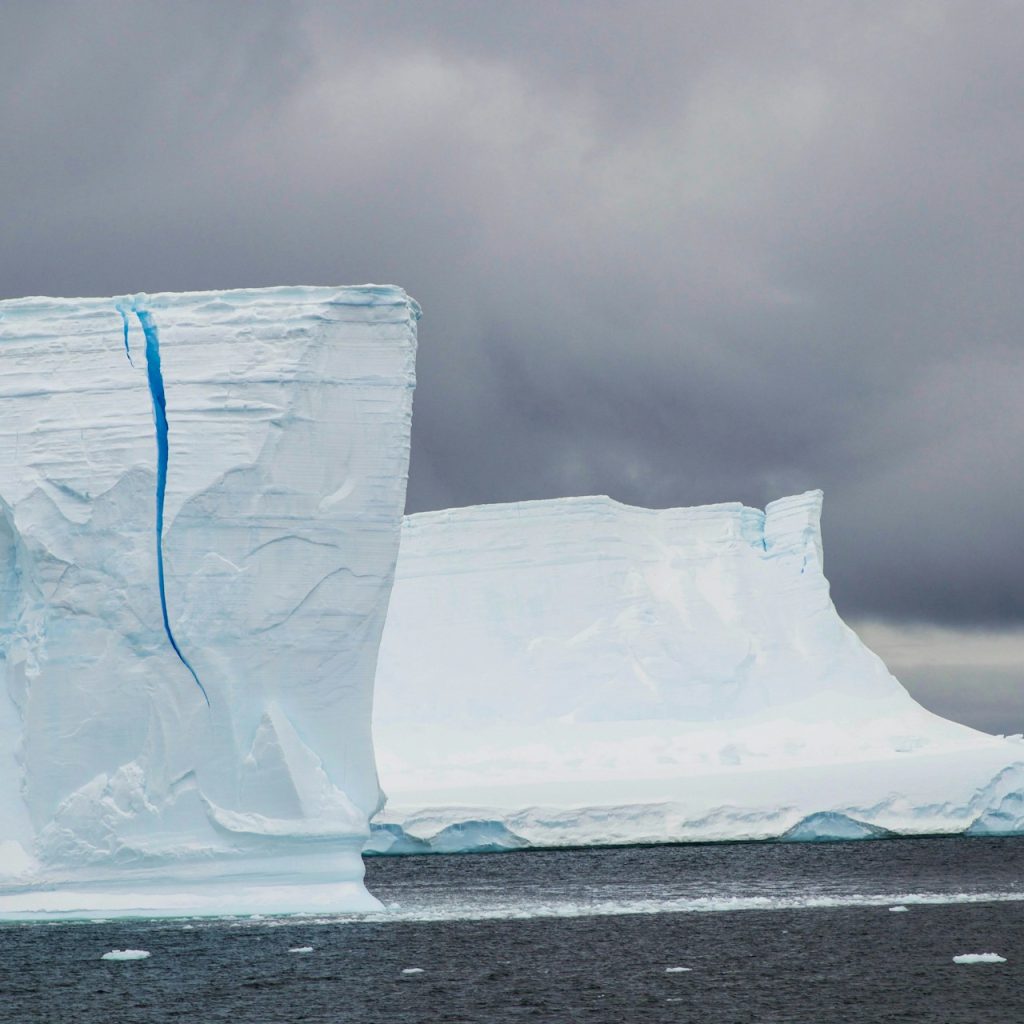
0;285;418;917
373;492;1024;849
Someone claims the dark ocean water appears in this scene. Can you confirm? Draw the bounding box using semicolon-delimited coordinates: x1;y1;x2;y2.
2;836;1023;1023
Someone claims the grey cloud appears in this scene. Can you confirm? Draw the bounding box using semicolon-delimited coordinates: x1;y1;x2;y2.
2;2;1022;655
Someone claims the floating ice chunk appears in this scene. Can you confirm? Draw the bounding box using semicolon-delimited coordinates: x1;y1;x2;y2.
364;823;431;856
888;906;909;913
427;820;529;854
401;967;425;975
102;950;150;961
782;812;892;843
366;819;528;855
952;953;1006;964
289;946;314;954
967;789;1024;836
665;966;692;973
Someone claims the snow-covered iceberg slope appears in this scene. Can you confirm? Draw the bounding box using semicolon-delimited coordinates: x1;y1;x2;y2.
371;492;1024;852
0;285;418;916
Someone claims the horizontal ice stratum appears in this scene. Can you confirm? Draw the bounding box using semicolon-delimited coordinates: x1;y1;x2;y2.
371;492;1024;853
0;286;419;917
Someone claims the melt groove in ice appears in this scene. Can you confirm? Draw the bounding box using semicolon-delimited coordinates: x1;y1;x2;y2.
118;300;208;704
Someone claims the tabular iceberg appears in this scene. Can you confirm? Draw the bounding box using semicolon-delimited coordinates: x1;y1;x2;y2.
0;285;418;916
371;492;1024;852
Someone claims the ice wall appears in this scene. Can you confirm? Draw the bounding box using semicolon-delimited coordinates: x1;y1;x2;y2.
372;492;1024;851
0;285;418;916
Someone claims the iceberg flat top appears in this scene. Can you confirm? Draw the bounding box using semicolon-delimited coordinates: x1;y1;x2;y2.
0;283;421;317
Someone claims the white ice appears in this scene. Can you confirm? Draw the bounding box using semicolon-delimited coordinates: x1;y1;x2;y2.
888;906;910;913
373;492;1024;850
401;967;425;975
665;966;692;973
952;953;1006;964
289;946;314;954
0;286;419;918
102;950;151;961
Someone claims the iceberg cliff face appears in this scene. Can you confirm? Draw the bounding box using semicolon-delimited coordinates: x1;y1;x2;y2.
372;492;1024;852
0;285;418;916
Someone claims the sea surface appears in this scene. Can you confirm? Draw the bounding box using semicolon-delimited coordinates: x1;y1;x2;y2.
2;836;1022;1023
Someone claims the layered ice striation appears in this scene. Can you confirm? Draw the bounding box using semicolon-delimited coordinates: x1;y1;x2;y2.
372;492;1024;851
0;286;418;916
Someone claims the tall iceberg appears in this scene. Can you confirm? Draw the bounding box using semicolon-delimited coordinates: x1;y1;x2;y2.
372;492;1024;851
0;285;418;916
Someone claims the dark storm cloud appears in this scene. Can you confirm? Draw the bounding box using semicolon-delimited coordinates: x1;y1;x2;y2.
2;2;1023;646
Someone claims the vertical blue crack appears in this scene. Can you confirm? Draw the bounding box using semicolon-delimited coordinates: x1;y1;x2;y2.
117;308;134;366
120;301;209;706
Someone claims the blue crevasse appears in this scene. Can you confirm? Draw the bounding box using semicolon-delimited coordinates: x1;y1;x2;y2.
120;301;209;705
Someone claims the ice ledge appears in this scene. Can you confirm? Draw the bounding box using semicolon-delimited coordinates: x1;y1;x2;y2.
0;284;421;322
399;490;825;567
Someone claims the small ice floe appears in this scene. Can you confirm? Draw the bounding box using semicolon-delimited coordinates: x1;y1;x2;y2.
888;906;909;913
952;953;1006;965
101;950;150;961
288;947;314;954
665;966;692;973
401;967;425;975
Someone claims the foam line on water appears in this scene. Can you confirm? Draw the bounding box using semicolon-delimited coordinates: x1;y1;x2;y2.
367;889;1024;923
193;889;1024;926
9;889;1022;927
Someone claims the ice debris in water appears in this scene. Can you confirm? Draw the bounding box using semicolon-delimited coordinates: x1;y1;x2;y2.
888;906;910;913
401;967;425;975
952;953;1006;964
289;946;314;954
665;966;692;973
102;950;151;961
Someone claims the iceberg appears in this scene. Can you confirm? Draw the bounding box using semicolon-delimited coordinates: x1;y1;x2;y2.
0;285;418;917
373;492;1024;850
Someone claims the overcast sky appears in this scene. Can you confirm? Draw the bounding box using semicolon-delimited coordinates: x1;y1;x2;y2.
2;1;1021;731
